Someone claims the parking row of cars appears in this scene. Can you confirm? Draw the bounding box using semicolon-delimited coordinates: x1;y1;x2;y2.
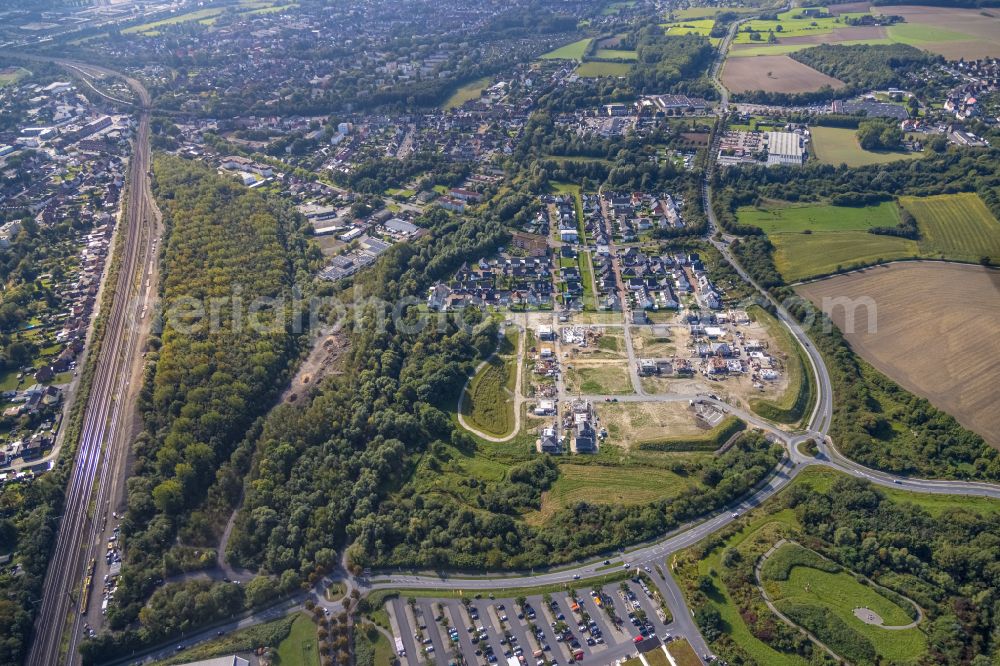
390;577;680;666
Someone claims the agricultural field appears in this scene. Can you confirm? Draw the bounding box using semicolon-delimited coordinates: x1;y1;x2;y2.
576;61;633;77
796;262;1000;447
881;5;1000;58
597;401;712;450
540;38;592;60
670;5;758;20
762;543;927;663
810;126;924;167
721;54;844;93
594;48;638;60
733;8;872;44
728;36;893;57
661;19;722;45
900;193;1000;263
738;199;920;280
442;76;492;109
770;230;918;281
739;200;901;235
123;8;226;33
564;359;634;395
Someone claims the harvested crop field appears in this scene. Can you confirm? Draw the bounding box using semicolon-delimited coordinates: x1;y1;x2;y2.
880;5;1000;58
722;55;844;93
774;25;888;45
797;262;1000;446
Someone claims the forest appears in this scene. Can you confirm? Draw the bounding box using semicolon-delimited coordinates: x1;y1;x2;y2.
99;155;313;636
791;43;936;93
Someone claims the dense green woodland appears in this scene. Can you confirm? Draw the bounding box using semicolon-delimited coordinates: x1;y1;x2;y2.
82;155;314;659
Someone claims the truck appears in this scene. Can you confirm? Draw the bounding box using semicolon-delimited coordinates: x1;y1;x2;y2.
394;637;405;657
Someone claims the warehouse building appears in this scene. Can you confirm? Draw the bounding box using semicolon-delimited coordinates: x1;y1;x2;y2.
766;131;806;166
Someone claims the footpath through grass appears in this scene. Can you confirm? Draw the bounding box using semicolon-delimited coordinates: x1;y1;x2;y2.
764;543;927;663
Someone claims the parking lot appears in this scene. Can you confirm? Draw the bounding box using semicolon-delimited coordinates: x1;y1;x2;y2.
382;573;698;666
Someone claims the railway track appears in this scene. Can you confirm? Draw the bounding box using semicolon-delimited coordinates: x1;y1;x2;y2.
26;71;158;666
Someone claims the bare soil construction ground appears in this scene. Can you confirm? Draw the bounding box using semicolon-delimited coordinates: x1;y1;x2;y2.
597;401;711;449
797;262;1000;447
722;55;845;93
281;331;348;403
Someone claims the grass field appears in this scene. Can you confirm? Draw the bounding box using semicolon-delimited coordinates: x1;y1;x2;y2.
576;61;632;77
527;463;700;525
901;193;1000;262
667;639;703;666
676;465;998;664
738;200;920;281
810;126;924;167
661;18;722;45
796;262;1000;447
739;201;901;234
771;231;918;281
671;6;757;20
275;613;319;666
644;648;671;666
123;8;225;33
461;353;516;437
763;544;927;663
442;76;492;109
0;67;30;87
722;54;844;93
540;38;592;60
661;18;715;36
565;361;633;394
594;48;637;60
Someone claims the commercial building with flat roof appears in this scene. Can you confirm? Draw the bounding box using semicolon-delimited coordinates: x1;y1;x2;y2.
766;131;805;166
